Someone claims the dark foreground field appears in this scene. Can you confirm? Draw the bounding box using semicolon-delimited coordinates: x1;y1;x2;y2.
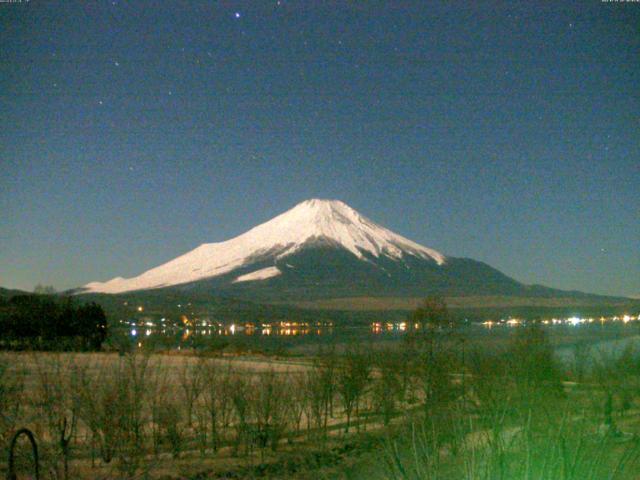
3;324;640;479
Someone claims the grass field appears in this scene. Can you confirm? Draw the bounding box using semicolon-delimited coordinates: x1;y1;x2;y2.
3;324;640;479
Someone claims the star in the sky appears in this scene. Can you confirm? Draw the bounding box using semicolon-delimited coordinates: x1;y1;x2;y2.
234;12;241;19
98;100;104;106
114;61;120;67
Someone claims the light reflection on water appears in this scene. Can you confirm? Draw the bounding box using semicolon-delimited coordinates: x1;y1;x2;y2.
128;323;335;339
119;313;640;352
126;314;640;340
116;315;640;353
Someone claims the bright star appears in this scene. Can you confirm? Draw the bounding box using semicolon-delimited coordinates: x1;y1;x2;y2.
234;12;241;18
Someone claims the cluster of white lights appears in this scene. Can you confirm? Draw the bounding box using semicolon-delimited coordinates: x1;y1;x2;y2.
481;314;640;328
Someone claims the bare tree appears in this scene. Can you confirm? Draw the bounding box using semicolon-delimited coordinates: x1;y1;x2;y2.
372;349;402;426
507;323;563;416
406;296;460;417
229;374;252;456
157;399;184;458
247;370;290;461
201;360;234;452
122;353;151;450
337;348;371;433
148;359;170;457
288;372;308;438
177;356;206;429
407;296;452;356
305;354;336;439
33;354;77;480
73;354;151;473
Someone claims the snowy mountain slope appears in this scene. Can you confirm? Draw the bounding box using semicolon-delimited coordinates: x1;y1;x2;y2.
232;266;282;283
82;199;446;294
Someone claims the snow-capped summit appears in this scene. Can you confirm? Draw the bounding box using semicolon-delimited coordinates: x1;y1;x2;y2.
82;199;445;294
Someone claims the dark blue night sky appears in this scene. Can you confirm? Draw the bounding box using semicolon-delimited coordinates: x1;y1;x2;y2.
1;1;638;296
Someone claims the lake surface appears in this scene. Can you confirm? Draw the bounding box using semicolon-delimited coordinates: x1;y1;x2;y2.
113;315;640;358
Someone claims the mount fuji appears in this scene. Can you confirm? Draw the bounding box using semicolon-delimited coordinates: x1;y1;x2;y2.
80;199;608;303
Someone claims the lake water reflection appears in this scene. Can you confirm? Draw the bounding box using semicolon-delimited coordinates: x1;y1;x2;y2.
116;313;640;352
